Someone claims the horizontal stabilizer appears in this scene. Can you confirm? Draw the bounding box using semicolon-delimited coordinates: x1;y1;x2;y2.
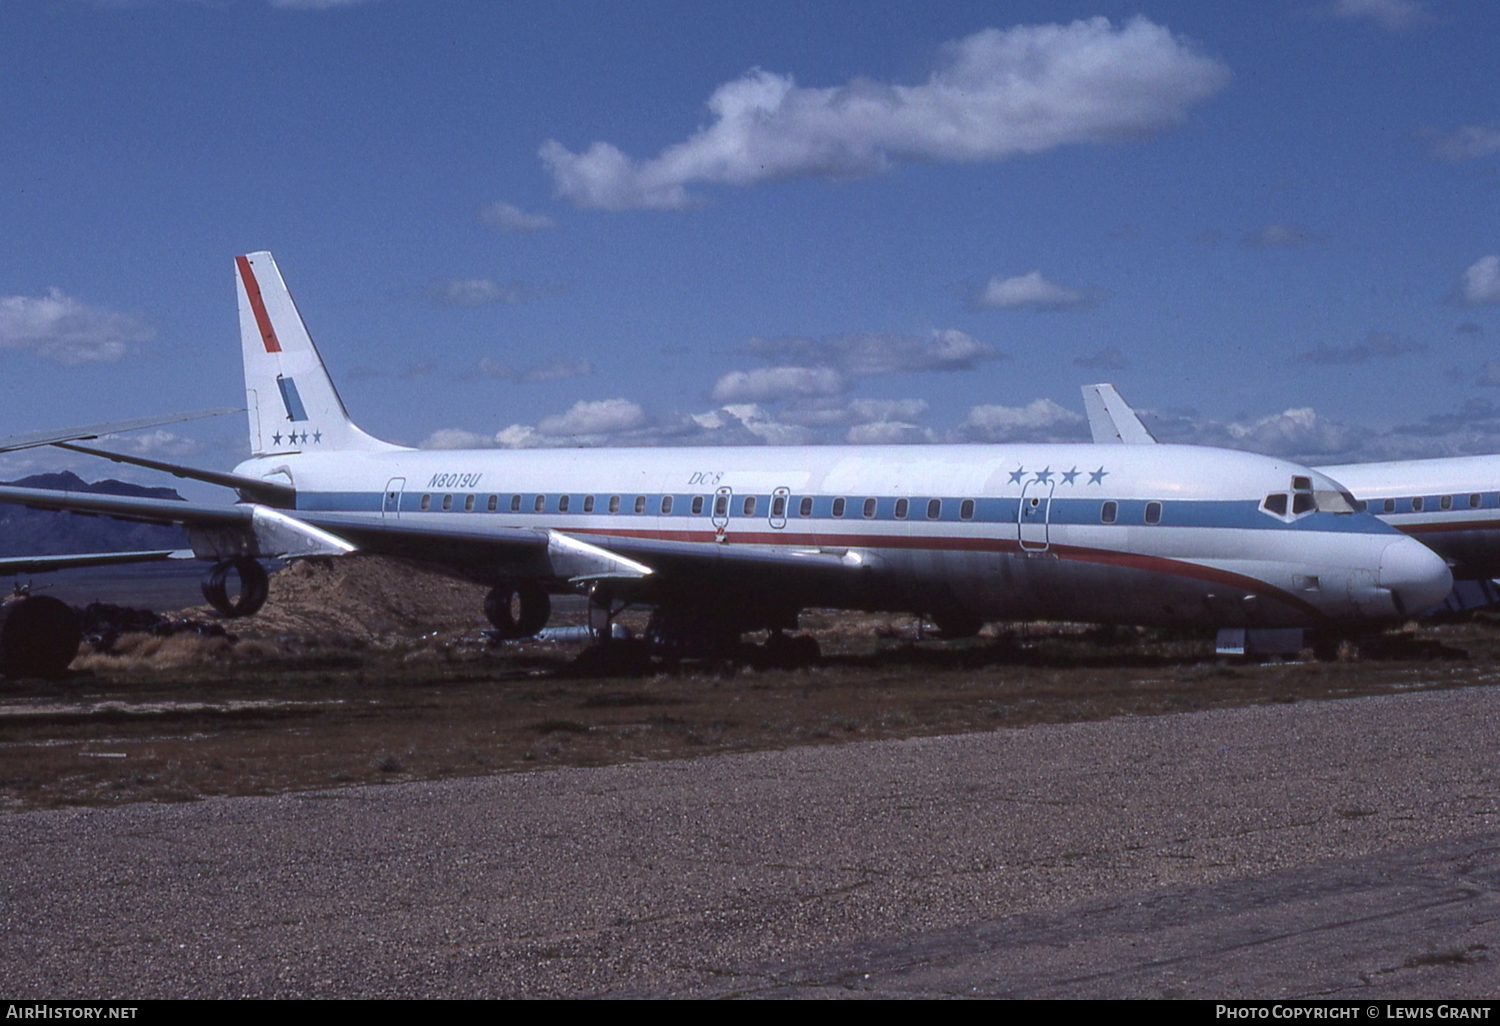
1082;383;1157;444
0;549;186;576
0;408;237;454
53;442;296;506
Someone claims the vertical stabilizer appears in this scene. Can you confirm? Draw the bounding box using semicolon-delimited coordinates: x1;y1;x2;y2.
1081;383;1158;445
235;252;405;456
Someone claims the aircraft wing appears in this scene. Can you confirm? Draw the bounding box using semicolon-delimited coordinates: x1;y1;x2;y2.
50;442;296;506
0;481;877;597
0;409;237;454
0;548;187;575
1081;384;1157;444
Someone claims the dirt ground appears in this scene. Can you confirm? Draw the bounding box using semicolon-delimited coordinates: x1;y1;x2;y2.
0;557;1494;815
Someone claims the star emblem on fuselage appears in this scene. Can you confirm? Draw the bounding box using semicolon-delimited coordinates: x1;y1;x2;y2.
271;432;283;445
1033;467;1053;484
1008;467;1027;484
1089;466;1108;485
1061;467;1080;485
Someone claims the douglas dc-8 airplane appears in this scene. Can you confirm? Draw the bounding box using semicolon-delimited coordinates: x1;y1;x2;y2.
0;253;1451;662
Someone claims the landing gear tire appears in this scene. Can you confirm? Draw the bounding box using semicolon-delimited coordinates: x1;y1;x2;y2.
201;558;270;618
930;613;984;640
485;581;551;639
756;631;822;669
0;595;81;678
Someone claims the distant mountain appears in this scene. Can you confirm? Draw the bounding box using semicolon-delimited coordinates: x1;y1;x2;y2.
0;472;188;556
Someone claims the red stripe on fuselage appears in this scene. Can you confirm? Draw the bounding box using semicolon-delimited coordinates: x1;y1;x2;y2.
236;255;281;354
562;526;1326;620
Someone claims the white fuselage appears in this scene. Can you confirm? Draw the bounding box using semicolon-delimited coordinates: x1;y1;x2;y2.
236;441;1451;629
1319;455;1500;579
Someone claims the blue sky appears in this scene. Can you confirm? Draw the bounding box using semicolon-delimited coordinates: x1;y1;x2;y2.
1;0;1498;493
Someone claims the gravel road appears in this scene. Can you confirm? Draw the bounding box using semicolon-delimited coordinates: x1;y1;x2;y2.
4;686;1499;998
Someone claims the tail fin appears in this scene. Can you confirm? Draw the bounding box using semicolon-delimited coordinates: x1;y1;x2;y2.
1081;383;1158;445
235;252;406;456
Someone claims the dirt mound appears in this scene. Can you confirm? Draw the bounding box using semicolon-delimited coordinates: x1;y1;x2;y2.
190;556;491;645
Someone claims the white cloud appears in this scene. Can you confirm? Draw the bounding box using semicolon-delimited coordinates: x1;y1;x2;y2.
1318;0;1430;32
975;271;1095;311
1242;224;1325;248
1299;331;1427;365
956;399;1087;442
846;420;932;444
475;355;594;383
0;288;153;365
536;398;649;437
1425;124;1500;162
1457;256;1500;306
695;404;816;446
541;17;1229;210
1073;346;1128;371
478;201;558;233
711;365;845;403
746;329;1000;375
430;278;558;307
1226;407;1354;456
421;428;497;450
269;0;384;9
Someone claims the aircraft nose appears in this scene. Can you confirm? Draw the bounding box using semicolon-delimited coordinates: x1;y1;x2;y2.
1379;538;1452;616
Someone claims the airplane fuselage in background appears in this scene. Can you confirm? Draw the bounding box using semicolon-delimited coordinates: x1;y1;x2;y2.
1317;456;1500;580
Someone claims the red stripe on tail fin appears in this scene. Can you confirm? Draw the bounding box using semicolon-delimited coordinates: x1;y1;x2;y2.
236;254;281;354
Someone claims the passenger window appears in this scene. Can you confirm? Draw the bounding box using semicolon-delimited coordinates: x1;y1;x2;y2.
634;495;646;514
1441;495;1453;511
713;494;728;516
584;495;595;513
862;497;877;518
510;494;521;512
832;498;846;517
487;494;498;512
799;496;813;517
894;498;908;519
1262;494;1288;516
558;495;570;513
1101;501;1117;523
927;498;941;520
1292;493;1315;515
691;496;704;515
1471;494;1482;509
1412;497;1423;512
1145;501;1162;525
420;494;432;511
609;495;620;513
534;495;546;513
1382;498;1395;514
960;499;975;521
464;494;475;512
442;494;453;512
660;495;673;514
742;496;756;516
772;495;786;517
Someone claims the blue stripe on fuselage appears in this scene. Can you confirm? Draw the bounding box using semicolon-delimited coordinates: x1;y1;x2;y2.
291;490;1396;535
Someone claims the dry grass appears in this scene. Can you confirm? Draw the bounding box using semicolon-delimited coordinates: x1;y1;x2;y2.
0;608;1493;815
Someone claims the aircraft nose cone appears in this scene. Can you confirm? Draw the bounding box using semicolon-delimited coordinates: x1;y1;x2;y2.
1379;538;1452;616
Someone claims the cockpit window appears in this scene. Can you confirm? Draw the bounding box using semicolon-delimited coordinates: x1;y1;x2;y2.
1292;493;1316;515
1262;493;1288;516
1292;476;1312;492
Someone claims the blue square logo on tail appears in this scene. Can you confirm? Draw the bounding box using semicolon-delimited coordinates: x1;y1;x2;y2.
276;375;308;422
